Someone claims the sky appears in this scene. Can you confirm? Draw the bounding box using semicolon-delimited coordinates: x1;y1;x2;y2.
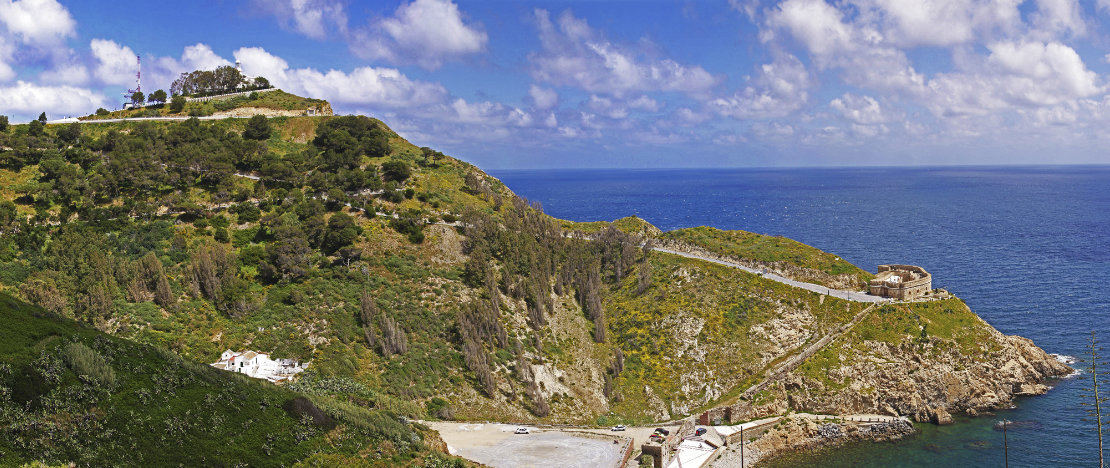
3;0;1110;169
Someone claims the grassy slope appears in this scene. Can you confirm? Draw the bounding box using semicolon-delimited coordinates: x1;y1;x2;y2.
662;226;874;287
603;252;865;422
0;293;463;467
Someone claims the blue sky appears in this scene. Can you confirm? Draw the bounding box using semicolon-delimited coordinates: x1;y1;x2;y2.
3;0;1110;169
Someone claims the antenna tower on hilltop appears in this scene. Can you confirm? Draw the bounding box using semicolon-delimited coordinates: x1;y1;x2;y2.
123;55;141;99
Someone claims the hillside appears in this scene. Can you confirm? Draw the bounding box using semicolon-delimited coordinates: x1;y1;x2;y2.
0;105;1070;450
0;293;464;467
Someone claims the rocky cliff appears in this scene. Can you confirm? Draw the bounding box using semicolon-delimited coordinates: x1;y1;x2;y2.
737;299;1071;424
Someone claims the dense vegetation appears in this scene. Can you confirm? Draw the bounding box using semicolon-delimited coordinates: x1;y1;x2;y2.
171;65;271;97
0;293;466;467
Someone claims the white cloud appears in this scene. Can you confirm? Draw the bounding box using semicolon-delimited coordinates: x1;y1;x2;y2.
830;93;887;125
40;60;87;84
91;39;137;86
765;0;926;94
1030;0;1085;39
0;0;75;45
587;95;628;119
529;85;558;110
710;53;812;119
850;0;1021;48
985;41;1100;103
530;9;719;97
353;0;487;69
0;80;105;118
234;46;448;108
179;43;232;71
252;0;347;39
675;107;710;125
0;36;15;81
765;0;853;56
628;95;659;112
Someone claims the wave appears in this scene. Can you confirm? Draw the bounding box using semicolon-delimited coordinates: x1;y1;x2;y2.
1052;354;1077;365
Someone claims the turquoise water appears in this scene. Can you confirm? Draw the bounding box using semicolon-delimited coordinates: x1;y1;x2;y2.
494;166;1108;467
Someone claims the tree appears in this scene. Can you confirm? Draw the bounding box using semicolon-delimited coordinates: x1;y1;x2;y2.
95;108;109;116
212;65;245;92
1084;330;1109;468
149;89;167;104
243;115;272;141
0;115;8;132
0;200;17;228
28;119;44;136
253;77;271;89
170;95;186;113
37;112;47;122
131;91;145;106
381;160;411;183
58;122;81;144
322;212;361;254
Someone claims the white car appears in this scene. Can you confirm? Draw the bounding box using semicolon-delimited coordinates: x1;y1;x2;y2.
514;427;529;434
611;425;627;431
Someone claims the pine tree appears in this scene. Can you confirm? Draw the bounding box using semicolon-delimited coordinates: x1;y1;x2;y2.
1083;331;1108;468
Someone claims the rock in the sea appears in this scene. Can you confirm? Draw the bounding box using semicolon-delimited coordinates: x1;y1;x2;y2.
817;423;844;439
932;406;953;425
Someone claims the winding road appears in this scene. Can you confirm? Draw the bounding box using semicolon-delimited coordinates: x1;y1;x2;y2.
651;247;887;303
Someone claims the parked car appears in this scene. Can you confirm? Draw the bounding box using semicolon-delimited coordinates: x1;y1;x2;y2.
694;427;707;436
514;427;529;434
654;428;670;436
611;425;626;431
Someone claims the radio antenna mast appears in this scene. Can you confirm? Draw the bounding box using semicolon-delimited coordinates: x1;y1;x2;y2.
123;55;141;98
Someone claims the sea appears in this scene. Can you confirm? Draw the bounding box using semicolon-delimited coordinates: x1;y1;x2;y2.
492;165;1110;467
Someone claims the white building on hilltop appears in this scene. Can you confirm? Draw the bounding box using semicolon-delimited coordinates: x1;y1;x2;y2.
211;350;308;383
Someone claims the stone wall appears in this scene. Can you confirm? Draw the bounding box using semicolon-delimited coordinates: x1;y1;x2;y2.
869;264;931;300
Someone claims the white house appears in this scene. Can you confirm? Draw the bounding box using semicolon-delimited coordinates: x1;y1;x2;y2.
211;350;308;383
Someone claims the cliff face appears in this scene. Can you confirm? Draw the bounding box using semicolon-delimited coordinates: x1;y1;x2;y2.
761;299;1072;423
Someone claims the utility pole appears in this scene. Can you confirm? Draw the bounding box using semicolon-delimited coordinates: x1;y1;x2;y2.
1002;419;1008;468
740;425;744;468
1084;331;1108;468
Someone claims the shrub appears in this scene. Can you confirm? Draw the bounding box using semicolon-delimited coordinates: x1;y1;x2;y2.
282;396;336;429
170;96;186;113
381;160;411;183
390;217;425;244
95;108;109;116
62;341;116;387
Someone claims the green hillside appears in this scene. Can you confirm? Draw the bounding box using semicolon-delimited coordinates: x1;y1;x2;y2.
0;103;1024;442
0;293;464;467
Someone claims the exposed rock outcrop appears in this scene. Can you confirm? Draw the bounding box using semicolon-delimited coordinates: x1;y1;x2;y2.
776;326;1071;423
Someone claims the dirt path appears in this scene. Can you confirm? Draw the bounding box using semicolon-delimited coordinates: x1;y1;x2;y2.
733;302;876;403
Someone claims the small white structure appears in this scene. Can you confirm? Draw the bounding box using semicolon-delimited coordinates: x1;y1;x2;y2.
211;350;308;383
666;436;720;468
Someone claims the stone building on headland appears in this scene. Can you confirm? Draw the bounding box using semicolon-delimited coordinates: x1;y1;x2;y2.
869;265;931;300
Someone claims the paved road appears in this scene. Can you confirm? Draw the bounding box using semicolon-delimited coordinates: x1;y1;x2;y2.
76;115;268;123
652;247;886;303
